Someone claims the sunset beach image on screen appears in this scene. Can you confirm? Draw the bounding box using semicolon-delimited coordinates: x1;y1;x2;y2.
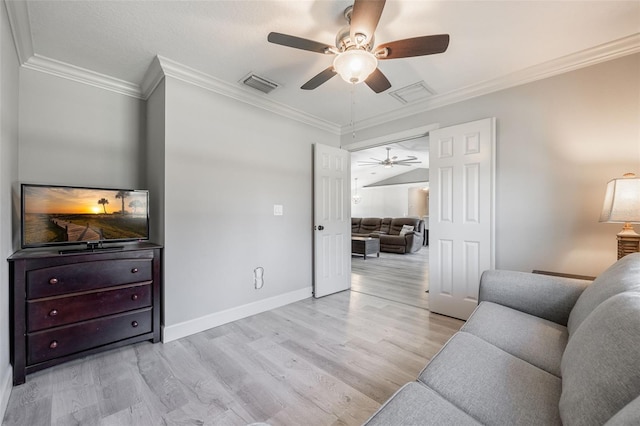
22;184;149;247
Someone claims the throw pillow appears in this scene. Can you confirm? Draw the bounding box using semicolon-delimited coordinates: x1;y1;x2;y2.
399;225;414;236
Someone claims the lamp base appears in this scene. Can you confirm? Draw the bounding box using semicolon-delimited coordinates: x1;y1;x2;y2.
617;225;640;259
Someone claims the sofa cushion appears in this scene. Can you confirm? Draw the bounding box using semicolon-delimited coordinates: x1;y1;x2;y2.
560;292;640;426
389;218;421;235
567;252;640;335
461;301;567;377
364;382;482;426
419;332;562;425
604;395;640;425
379;218;392;234
351;217;362;233
359;218;382;234
479;270;590;326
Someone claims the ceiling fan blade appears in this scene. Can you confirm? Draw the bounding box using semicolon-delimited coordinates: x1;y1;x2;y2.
365;68;391;93
376;34;450;59
350;0;386;45
301;67;337;90
267;32;333;54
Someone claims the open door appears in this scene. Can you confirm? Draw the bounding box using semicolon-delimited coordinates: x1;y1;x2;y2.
313;143;351;298
429;118;496;320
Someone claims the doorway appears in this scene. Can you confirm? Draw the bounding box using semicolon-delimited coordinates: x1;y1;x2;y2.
348;135;431;309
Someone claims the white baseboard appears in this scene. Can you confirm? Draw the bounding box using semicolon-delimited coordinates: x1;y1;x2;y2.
162;287;312;343
0;363;12;422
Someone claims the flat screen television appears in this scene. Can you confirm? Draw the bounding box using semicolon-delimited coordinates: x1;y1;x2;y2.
21;183;149;250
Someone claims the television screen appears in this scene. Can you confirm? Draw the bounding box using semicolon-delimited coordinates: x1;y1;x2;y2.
21;184;149;248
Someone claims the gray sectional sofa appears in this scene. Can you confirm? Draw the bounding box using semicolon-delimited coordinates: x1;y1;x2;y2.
364;252;640;425
352;217;424;254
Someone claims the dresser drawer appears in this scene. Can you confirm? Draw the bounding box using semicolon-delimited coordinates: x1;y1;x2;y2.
27;259;152;299
27;283;152;332
27;308;152;364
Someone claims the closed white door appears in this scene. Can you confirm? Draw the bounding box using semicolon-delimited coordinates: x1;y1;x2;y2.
313;143;351;298
429;118;495;320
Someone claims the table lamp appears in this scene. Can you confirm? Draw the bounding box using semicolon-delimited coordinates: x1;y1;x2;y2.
599;172;640;259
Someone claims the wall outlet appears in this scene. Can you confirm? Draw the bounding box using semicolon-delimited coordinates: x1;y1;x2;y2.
254;267;264;289
273;204;283;216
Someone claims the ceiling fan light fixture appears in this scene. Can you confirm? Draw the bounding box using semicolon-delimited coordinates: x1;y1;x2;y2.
333;49;377;84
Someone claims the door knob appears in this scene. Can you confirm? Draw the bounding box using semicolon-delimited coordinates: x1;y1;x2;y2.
318;225;324;231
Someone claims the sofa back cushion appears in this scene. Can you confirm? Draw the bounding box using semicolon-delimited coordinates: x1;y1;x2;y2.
380;218;392;234
567;253;640;335
559;292;640;426
352;218;362;233
360;218;382;234
389;218;421;236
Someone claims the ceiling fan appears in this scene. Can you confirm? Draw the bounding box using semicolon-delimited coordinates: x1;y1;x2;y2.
267;0;449;93
358;147;421;168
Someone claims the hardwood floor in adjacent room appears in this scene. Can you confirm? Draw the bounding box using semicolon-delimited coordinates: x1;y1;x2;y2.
351;246;430;310
2;289;462;426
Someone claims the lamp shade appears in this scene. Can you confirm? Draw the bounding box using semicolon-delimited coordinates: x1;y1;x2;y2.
599;173;640;223
333;49;377;84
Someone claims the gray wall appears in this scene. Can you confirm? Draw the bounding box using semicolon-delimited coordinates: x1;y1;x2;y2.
344;53;640;277
162;76;338;329
18;68;146;188
0;0;20;414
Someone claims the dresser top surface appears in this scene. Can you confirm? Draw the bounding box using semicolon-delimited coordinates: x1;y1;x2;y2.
8;242;162;261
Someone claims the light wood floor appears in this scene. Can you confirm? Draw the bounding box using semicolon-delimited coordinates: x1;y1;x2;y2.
351;246;429;310
3;250;462;426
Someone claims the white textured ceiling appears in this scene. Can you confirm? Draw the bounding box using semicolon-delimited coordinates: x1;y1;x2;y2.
10;0;639;132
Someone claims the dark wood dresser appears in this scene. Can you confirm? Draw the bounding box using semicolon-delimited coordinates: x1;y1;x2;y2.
8;243;162;385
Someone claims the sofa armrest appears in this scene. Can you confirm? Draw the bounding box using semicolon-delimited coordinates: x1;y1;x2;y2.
479;270;592;326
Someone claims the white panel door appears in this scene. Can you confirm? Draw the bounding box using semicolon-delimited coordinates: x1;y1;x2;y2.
313;143;351;298
429;118;495;320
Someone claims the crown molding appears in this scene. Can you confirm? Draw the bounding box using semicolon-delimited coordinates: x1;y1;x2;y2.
23;54;143;98
152;56;340;135
346;33;640;134
5;0;33;64
4;0;144;99
140;56;165;98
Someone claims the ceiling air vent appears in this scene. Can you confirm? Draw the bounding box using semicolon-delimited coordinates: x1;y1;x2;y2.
389;81;436;104
241;73;278;94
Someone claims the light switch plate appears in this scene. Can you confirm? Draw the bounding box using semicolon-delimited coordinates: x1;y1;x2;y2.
273;204;283;216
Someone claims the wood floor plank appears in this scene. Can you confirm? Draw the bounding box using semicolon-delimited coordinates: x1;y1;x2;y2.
351;248;430;309
2;249;464;426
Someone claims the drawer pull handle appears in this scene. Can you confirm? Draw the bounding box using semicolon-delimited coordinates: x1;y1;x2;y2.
49;309;58;317
131;268;139;273
131;294;138;301
131;321;139;328
49;341;58;349
49;278;58;285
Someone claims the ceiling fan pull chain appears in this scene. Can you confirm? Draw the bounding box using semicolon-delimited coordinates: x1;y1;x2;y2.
351;83;356;140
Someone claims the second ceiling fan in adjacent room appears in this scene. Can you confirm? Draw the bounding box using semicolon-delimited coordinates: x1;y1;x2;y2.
358;147;422;168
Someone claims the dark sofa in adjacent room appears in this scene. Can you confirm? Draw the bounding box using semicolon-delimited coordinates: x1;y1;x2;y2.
352;217;424;254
